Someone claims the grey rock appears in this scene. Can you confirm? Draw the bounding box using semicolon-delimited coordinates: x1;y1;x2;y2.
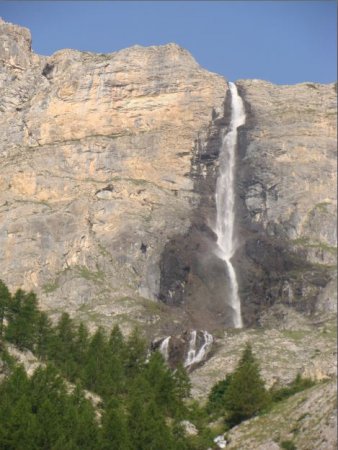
0;20;336;334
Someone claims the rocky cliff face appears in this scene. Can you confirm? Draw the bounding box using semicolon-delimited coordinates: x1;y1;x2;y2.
0;19;336;335
235;80;337;325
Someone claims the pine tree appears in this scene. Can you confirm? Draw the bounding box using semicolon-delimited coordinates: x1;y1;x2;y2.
100;398;131;450
144;351;179;416
65;383;99;450
73;322;90;379
0;280;10;338
5;290;39;350
124;328;147;379
5;289;24;346
84;327;110;395
108;324;125;357
173;363;191;400
35;311;54;359
207;373;233;414
0;366;38;450
53;312;78;379
223;343;269;425
76;322;90;360
128;383;175;450
106;324;125;394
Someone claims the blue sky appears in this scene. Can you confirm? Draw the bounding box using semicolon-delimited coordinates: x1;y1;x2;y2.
0;1;336;84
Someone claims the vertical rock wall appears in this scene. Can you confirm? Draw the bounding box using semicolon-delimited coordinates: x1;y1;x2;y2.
235;80;337;324
0;19;336;332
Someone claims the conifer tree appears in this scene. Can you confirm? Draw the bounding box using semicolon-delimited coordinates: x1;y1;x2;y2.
106;324;125;394
74;322;90;379
35;311;54;359
128;382;175;450
207;373;233;414
173;362;191;400
0;280;10;338
84;327;110;395
4;289;24;346
223;343;269;425
108;324;125;355
5;290;39;350
124;328;147;379
53;312;78;378
100;397;131;450
76;322;90;359
144;351;178;415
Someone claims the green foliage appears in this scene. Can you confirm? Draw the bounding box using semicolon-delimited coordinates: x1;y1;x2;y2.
223;343;269;426
0;281;193;450
281;440;297;450
173;363;192;401
76;265;105;283
206;373;233;415
270;373;315;403
0;281;322;449
5;290;40;350
100;398;130;450
124;327;147;378
35;311;54;359
42;279;59;293
0;280;11;338
0;365;99;450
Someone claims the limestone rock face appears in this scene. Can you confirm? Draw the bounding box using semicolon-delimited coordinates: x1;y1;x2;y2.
0;19;227;330
235;80;337;324
0;18;33;69
157;79;336;329
0;20;336;332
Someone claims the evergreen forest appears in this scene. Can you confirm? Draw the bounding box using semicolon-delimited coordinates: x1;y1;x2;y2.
0;281;315;449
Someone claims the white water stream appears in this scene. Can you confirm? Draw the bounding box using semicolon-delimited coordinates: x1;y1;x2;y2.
215;82;245;328
159;336;170;361
184;330;213;368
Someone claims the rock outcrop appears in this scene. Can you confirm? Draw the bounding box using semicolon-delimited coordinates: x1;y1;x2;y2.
0;19;227;332
224;381;337;450
0;19;336;334
236;80;337;325
152;329;214;370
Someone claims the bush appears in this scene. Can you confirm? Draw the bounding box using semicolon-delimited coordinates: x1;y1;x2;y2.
206;374;233;415
270;373;315;403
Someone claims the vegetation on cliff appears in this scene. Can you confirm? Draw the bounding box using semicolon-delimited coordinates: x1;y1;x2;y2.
0;281;192;449
0;281;324;449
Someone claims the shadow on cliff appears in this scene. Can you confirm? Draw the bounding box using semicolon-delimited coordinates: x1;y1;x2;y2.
157;83;335;332
157;90;240;332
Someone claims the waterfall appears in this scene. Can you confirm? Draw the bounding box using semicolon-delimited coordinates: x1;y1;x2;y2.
184;330;213;368
159;336;170;361
215;81;245;328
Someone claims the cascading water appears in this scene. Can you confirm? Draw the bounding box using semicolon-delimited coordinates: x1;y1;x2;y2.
159;336;170;361
184;330;213;368
215;82;246;328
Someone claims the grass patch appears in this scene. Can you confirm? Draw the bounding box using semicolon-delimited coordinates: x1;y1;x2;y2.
97;243;112;257
321;322;337;339
313;201;332;213
291;237;337;255
281;330;307;342
42;280;59;294
281;440;297;450
140;298;169;314
270;374;315;404
75;265;105;283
